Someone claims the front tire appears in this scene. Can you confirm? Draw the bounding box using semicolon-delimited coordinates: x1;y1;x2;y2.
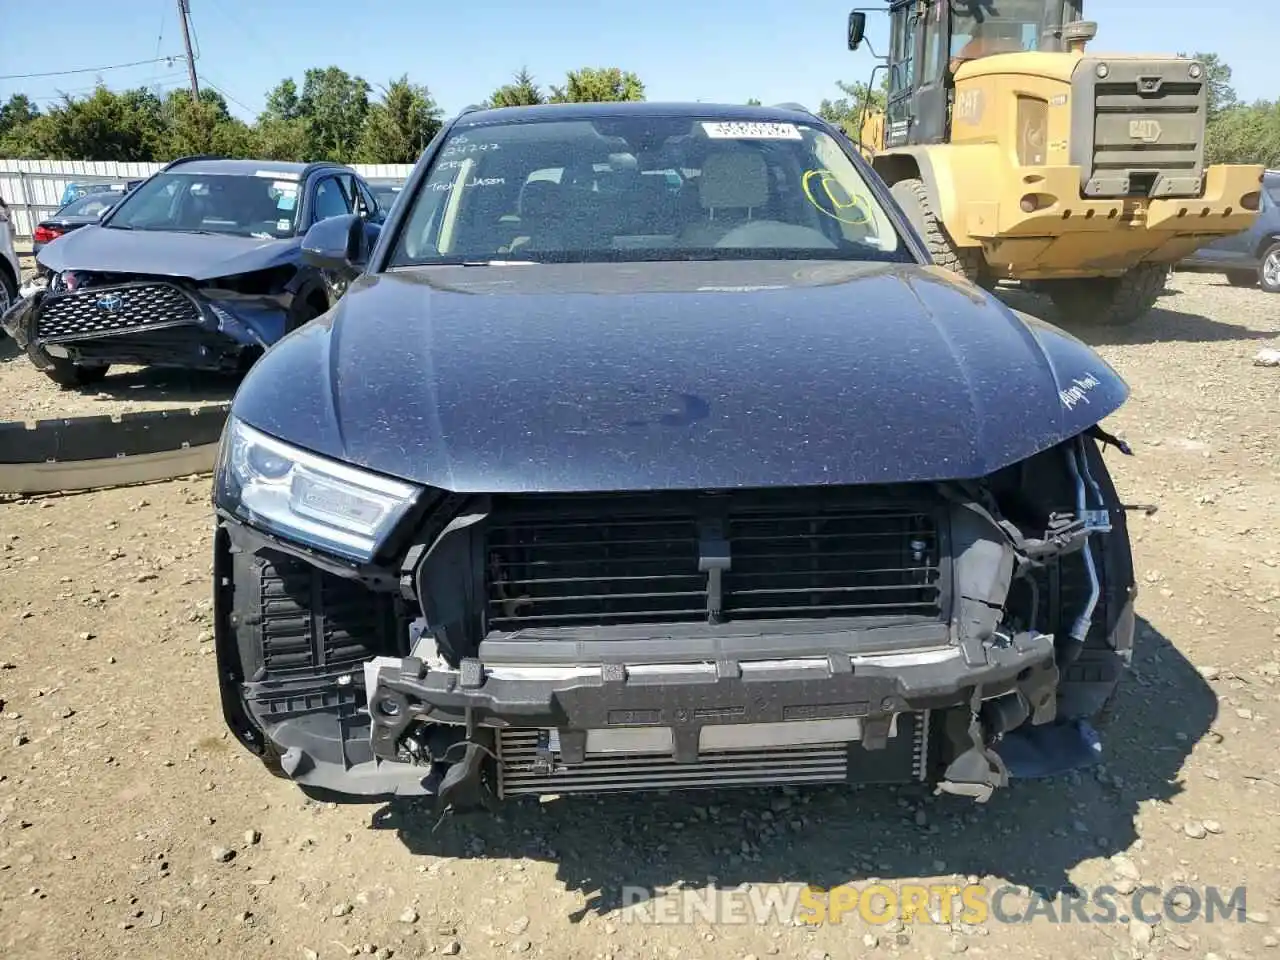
1044;263;1168;327
1259;241;1280;294
27;343;110;388
889;178;991;288
0;265;16;340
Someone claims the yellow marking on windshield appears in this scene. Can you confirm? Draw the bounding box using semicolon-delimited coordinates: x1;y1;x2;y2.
802;169;872;226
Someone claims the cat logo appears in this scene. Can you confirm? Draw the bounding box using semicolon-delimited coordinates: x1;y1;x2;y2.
1128;119;1163;143
955;89;984;125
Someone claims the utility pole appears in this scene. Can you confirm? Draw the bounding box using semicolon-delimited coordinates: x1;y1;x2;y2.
177;0;200;101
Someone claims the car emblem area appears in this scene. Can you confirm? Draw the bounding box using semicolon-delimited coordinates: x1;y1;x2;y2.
95;293;124;314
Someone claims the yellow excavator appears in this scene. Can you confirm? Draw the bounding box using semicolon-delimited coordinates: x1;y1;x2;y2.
846;0;1265;325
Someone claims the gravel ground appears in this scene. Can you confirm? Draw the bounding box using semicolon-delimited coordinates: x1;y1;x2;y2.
1;272;1279;960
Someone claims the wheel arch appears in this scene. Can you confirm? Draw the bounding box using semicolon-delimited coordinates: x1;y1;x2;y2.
0;254;17;295
871;146;984;249
1253;231;1280;260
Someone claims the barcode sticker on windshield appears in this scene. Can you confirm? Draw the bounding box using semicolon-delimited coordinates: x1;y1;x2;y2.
701;121;802;140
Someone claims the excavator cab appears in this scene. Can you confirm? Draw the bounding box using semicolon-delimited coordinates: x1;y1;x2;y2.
873;0;1084;147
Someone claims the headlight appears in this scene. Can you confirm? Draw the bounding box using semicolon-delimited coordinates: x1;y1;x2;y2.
216;417;420;562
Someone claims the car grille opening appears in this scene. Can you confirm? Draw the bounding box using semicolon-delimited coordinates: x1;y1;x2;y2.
483;488;944;632
63;325;248;367
37;282;202;341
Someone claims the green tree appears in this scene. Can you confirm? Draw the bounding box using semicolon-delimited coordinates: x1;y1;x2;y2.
745;98;762;106
0;94;40;142
162;89;257;159
296;66;372;162
1177;51;1237;122
487;68;546;108
548;67;645;103
356;76;443;163
255;78;307;161
1208;99;1280;167
1;85;160;161
262;78;301;122
817;79;888;140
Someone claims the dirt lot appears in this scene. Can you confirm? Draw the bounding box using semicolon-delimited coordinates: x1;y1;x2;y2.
1;273;1279;960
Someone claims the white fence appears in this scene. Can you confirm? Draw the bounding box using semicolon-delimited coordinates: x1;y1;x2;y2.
0;159;416;241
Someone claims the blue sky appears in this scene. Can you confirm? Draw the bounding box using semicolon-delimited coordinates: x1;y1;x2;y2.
1;0;1273;123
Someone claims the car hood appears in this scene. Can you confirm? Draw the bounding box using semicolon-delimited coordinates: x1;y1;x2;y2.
231;260;1129;493
40;215;100;229
36;224;300;280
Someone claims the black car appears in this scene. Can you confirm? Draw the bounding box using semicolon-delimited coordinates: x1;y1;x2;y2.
212;102;1138;811
31;189;128;256
2;156;385;386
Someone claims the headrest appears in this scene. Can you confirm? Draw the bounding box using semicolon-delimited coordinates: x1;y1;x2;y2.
699;150;769;210
520;180;564;219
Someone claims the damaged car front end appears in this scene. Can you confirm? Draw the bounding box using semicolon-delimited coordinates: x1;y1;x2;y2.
5;264;310;384
1;157;362;387
211;102;1139;815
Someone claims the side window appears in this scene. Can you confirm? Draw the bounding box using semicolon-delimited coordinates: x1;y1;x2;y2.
921;1;947;84
312;176;352;223
889;8;917;97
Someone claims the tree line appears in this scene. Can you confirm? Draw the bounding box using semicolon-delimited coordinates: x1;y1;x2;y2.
0;52;1274;167
0;66;646;165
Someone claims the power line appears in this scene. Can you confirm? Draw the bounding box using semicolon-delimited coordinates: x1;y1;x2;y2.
185;0;202;60
0;56;186;82
30;73;190;101
148;2;168;88
199;74;260;116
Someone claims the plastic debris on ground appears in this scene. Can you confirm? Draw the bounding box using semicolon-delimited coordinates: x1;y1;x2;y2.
993;719;1103;779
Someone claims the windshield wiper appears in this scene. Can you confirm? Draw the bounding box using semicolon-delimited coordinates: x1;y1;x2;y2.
461;259;538;266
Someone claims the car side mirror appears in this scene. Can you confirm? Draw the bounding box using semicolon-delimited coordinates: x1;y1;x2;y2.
848;11;867;50
302;213;373;275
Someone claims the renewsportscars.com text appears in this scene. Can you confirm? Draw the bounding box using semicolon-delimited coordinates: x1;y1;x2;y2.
619;883;1248;927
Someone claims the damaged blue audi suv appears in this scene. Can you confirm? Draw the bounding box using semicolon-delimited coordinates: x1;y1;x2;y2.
211;101;1139;813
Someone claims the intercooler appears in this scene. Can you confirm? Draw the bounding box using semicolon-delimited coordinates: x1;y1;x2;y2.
495;711;932;797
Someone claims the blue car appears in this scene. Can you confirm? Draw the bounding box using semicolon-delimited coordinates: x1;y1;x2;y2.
1180;169;1280;293
3;156;385;386
209;100;1138;808
58;180;145;207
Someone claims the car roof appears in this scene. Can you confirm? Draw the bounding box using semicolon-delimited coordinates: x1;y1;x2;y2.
161;157;350;178
452;100;819;127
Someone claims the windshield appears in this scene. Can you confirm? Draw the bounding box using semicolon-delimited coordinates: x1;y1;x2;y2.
105;172;302;238
949;0;1063;60
57;193;119;219
388;115;908;266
